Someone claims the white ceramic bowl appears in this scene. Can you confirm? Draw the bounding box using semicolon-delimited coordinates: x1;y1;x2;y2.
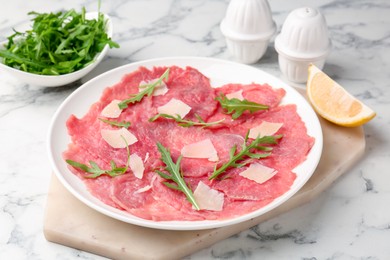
0;12;113;87
274;7;331;83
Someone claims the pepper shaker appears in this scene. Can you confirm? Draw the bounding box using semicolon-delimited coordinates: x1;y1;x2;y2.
274;7;331;83
220;0;276;64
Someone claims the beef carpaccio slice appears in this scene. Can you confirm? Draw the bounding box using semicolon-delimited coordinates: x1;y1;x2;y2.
63;65;314;221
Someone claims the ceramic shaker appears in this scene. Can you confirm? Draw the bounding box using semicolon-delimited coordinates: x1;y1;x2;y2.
220;0;276;64
274;7;331;83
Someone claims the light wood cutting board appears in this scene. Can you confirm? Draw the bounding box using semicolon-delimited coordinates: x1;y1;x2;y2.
44;97;366;260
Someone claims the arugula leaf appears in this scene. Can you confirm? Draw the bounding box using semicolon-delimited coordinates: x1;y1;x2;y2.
209;132;282;180
99;118;131;128
149;113;225;128
216;94;269;119
0;7;119;75
66;159;105;176
118;68;170;109
155;142;200;210
66;136;130;178
66;159;127;178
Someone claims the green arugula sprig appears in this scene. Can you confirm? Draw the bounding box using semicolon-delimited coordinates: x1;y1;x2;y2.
0;7;119;75
66;136;130;178
155;142;200;210
209;132;282;180
99;118;131;128
216;94;269;119
66;159;128;178
118;68;170;109
149;113;225;128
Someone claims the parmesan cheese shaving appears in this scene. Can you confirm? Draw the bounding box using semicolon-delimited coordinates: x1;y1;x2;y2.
100;100;122;118
181;139;219;162
157;98;191;118
135;175;157;194
248;121;283;139
144;152;150;163
239;163;277;184
101;127;138;148
226;90;244;100
193;181;224;211
129;153;144;179
139;79;168;96
135;185;152;194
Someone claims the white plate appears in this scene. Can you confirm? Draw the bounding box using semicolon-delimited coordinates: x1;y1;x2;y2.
47;57;323;230
0;12;112;87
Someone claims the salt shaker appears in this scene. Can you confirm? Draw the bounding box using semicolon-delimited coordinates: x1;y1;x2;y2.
274;7;331;83
220;0;276;64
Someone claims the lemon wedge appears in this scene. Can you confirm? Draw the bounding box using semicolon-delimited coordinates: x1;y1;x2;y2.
307;64;376;127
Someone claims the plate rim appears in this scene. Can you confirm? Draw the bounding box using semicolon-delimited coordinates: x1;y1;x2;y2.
47;56;323;230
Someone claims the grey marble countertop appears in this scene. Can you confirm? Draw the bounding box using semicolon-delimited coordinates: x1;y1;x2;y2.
0;0;389;259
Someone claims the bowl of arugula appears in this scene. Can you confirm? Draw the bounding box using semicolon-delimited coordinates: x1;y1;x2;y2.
0;8;119;87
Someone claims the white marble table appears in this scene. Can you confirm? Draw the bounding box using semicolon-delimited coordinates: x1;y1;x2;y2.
1;0;389;259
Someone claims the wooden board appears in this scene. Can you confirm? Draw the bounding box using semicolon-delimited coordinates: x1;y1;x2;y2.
44;101;365;260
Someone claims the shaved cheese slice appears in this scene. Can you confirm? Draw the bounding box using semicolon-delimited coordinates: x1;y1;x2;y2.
144;152;150;163
226;90;244;100
239;163;277;184
135;185;152;194
135;175;157;194
193;181;224;211
139;79;168;96
157;98;191;118
101;100;122;118
181;139;219;162
129;153;144;179
101;127;138;148
248;121;283;139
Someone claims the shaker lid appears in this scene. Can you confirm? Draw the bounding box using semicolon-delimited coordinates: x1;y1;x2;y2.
275;7;331;60
220;0;276;41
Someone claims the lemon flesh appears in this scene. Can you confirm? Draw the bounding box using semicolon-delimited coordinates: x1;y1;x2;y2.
306;64;376;127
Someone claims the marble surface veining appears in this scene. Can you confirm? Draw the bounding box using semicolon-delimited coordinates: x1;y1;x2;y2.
0;0;389;259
